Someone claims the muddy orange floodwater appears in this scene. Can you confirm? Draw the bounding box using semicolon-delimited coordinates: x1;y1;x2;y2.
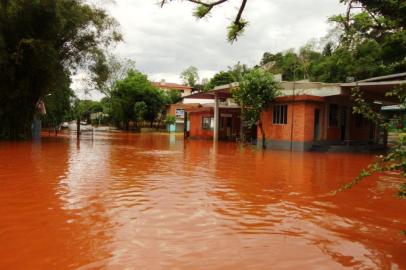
0;132;405;270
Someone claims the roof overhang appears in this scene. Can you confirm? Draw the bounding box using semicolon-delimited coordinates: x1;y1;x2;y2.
341;80;406;104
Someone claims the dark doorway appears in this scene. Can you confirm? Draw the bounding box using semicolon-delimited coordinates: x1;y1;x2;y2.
220;116;233;139
340;107;347;141
313;109;321;140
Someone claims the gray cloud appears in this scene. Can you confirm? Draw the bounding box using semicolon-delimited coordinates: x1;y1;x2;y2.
76;0;346;99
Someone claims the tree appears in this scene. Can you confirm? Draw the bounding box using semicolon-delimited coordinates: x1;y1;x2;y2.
232;69;281;147
90;54;136;98
259;49;302;81
160;0;249;42
205;62;250;90
164;115;176;126
205;71;234;90
165;89;182;104
329;0;406;73
42;75;75;128
335;86;406;203
180;66;199;87
0;0;121;139
111;70;166;129
72;99;103;124
133;101;147;127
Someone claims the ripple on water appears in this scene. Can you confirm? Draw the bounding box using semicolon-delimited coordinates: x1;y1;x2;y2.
0;133;405;270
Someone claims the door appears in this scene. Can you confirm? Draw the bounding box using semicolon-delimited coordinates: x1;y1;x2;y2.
220;115;233;139
313;109;321;140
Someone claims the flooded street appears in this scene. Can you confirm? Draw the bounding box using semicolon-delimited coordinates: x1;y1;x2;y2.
0;132;405;270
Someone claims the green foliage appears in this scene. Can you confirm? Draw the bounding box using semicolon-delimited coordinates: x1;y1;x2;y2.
111;70;167;129
161;0;248;43
228;19;248;43
400;182;406;199
165;89;182;104
180;66;199;87
133;101;147;125
233;69;280;145
233;69;280;128
336;86;406;198
193;5;211;18
42;75;75;128
72;99;103;123
257;0;406;83
90;54;136;98
259;39;394;83
164;115;176;126
205;62;250;90
0;0;121;139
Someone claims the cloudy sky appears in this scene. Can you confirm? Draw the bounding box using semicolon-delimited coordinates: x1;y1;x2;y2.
76;0;346;99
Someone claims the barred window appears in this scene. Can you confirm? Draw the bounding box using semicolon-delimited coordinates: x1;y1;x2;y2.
273;105;288;125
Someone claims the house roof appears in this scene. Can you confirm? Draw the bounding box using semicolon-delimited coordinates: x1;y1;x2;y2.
358;72;406;82
340;80;406;103
152;82;192;90
181;73;405;104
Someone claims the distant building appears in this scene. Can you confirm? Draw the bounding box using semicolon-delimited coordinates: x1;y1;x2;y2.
166;91;214;133
152;81;193;97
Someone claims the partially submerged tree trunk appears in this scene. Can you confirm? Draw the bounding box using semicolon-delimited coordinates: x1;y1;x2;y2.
0;98;36;140
239;106;245;142
76;118;80;137
258;121;266;149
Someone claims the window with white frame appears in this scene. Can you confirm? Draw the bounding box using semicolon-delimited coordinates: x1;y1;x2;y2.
202;117;214;129
175;109;184;119
273;104;288;125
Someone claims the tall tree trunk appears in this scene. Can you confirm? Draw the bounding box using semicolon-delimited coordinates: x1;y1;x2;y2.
76;118;80;138
239;106;245;142
259;120;266;149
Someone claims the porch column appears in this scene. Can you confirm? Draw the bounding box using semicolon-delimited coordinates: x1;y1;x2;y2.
213;93;219;141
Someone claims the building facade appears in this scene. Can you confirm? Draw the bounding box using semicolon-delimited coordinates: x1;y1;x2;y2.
182;73;405;151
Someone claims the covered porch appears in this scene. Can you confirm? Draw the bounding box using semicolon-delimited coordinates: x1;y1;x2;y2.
182;83;240;142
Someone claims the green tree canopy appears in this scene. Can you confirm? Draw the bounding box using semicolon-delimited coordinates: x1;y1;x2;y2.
42;75;75;128
111;70;166;129
0;0;121;139
205;62;250;90
180;66;199;87
232;69;281;146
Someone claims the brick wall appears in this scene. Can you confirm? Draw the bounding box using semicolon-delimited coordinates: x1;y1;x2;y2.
189;111;214;139
260;101;325;143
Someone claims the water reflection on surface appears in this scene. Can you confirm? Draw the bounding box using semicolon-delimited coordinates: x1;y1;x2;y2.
0;132;405;270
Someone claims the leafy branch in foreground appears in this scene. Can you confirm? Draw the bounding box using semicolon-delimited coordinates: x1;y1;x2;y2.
334;85;406;197
160;0;249;42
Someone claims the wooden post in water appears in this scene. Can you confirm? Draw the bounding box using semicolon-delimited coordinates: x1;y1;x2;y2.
213;93;219;142
76;118;80;138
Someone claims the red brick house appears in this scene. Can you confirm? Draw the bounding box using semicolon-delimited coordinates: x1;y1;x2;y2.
183;73;405;151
